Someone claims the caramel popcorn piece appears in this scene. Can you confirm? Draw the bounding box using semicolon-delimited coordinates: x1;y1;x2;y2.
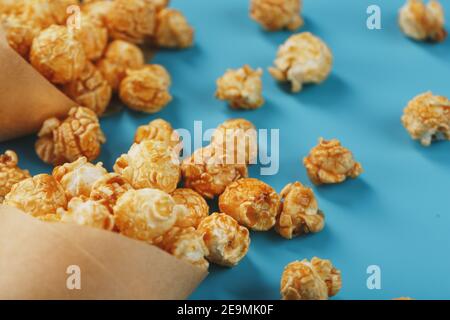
303;138;363;185
134;118;181;150
30;25;86;84
280;260;327;300
399;0;447;42
90;173;133;213
171;188;209;229
269;32;333;93
63;61;112;116
35;106;106;166
310;257;342;298
0;150;30;203
0;0;24;15
250;0;303;31
154;8;194;48
73;15;108;61
97;40;145;90
212;118;257;141
113;188;186;242
211;118;258;165
119;65;172;114
216;65;264;110
1;14;38;58
280;257;342;300
219;178;280;231
181;146;248;199
52;157;107;199
197;212;250;267
82;0;113;27
155;227;209;270
58;196;114;230
106;0;156;44
276;182;324;239
401;92;450;146
114;140;180;193
4;174;67;218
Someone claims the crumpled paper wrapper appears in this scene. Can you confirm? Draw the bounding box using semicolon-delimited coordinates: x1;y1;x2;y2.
0;205;207;300
0;26;75;142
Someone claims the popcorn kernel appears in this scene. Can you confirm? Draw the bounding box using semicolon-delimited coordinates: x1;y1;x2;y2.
276;182;324;239
303;138;363;185
197;212;250;267
216;65;264;110
219;178;280;231
269;32;333;93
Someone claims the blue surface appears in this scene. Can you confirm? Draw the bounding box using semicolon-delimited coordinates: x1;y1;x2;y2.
2;0;450;300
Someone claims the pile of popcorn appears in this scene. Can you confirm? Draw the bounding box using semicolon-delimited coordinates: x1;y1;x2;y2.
0;0;195;165
1;0;437;300
1;115;366;299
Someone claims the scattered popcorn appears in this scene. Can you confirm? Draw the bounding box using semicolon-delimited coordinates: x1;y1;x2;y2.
35;106;106;166
106;0;156;44
58;196;114;230
215;65;264;110
52;157;107;200
134;118;181;150
181;146;248;199
219;178;280;231
393;297;415;300
197;212;250;267
401;92;450;146
211;118;258;165
276;182;324;239
73;15;108;61
171;188;209;229
155;8;194;48
0;150;30;203
280;257;341;300
90;173;133;214
155;227;209;270
114;140;180;193
4;174;67;218
119;65;172;114
63;62;112;116
113;188;186;243
303;138;363;185
250;0;304;31
97;40;145;91
399;0;447;42
268;32;333;93
82;0;114;27
1;14;38;58
30;25;86;84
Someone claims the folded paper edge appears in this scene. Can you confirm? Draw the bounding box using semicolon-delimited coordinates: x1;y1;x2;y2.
0;205;208;300
0;26;76;142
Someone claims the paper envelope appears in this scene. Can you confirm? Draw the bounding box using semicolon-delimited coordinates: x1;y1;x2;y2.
0;206;207;300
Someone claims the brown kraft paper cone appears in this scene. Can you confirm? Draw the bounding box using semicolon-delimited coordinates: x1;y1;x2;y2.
0;205;207;300
0;26;75;142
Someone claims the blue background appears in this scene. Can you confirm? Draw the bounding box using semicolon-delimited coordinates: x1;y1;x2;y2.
2;0;450;299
